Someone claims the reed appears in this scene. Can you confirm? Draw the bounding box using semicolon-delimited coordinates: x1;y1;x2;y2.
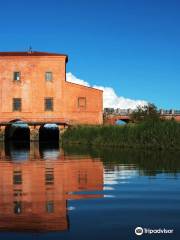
62;119;180;149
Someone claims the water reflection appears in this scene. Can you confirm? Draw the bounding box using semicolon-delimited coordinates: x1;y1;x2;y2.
0;142;103;232
0;142;180;239
5;141;30;161
63;144;180;176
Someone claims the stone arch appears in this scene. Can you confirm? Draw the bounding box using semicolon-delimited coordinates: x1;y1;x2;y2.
5;120;30;141
9;119;22;123
115;118;130;124
39;123;60;142
115;119;127;125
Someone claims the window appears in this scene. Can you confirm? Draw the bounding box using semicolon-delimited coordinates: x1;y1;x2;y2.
14;189;22;196
13;98;21;111
78;171;87;184
46;201;54;213
13;170;22;184
14;201;22;214
45;72;53;81
45;168;54;185
13;72;20;81
45;98;53;111
78;97;86;109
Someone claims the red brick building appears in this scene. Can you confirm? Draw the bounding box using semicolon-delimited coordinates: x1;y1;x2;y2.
0;144;103;231
0;51;103;125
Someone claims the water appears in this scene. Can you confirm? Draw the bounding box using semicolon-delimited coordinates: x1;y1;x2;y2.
0;142;180;240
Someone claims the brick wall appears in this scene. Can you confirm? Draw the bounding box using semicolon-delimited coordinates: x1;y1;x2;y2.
0;54;103;124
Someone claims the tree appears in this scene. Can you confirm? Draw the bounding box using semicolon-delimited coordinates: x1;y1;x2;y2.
131;103;160;123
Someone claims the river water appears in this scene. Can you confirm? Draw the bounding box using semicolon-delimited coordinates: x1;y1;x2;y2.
0;142;179;240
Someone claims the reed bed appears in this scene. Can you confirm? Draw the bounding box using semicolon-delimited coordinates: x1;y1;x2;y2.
62;120;180;149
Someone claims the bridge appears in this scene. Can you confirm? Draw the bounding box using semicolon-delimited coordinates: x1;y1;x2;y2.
0;119;70;142
103;108;180;125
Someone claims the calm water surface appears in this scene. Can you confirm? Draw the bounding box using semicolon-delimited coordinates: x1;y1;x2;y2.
0;142;180;240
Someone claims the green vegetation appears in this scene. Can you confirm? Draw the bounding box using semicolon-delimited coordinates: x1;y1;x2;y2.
130;103;160;123
62;120;180;150
62;104;180;150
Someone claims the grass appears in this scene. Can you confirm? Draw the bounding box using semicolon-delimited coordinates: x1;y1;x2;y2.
62;119;180;150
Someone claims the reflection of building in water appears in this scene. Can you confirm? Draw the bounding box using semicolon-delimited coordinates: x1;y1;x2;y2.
0;144;103;231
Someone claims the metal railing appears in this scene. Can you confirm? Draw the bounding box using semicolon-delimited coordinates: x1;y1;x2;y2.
103;108;180;116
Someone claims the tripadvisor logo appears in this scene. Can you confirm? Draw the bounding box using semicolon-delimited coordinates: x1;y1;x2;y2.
135;227;143;236
135;226;174;236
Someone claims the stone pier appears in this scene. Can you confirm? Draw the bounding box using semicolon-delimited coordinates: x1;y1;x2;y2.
0;126;5;141
58;124;68;140
30;142;40;159
29;125;41;141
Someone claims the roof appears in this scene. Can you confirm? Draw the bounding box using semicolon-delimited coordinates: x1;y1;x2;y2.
66;81;103;92
0;51;68;62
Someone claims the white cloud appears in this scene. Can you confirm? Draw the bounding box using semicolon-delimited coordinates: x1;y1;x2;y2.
66;72;148;109
66;72;90;87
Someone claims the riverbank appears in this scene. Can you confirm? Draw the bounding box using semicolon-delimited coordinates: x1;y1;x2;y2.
62;120;180;150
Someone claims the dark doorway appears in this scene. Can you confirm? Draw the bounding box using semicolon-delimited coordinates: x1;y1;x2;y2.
39;124;59;142
5;121;30;142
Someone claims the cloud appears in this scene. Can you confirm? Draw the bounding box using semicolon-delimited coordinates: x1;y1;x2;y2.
66;72;148;109
66;72;90;87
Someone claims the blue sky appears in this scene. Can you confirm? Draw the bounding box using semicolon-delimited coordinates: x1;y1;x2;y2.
0;0;180;109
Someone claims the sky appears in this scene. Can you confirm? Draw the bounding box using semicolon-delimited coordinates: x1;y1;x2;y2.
0;0;180;109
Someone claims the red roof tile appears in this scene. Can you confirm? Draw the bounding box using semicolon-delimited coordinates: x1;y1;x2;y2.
0;51;68;61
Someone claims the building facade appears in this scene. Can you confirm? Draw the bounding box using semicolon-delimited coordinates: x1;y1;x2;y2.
0;143;103;231
0;51;103;125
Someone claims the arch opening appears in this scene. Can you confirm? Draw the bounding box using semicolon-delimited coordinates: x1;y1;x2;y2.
115;120;127;125
5;121;30;142
39;124;59;142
